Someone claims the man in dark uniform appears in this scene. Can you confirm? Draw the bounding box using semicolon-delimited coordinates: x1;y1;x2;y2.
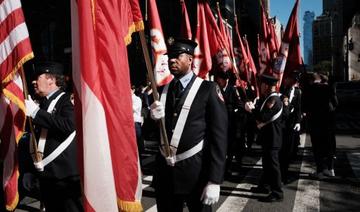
248;74;284;202
304;73;338;177
214;71;245;176
280;71;302;183
150;38;228;212
25;62;83;212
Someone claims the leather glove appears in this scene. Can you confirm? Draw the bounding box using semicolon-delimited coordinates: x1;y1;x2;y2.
25;95;39;118
293;123;301;132
245;101;255;113
201;182;220;205
150;101;165;120
34;160;44;172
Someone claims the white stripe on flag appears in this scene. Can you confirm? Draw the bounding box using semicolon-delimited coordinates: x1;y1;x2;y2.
0;22;29;63
82;82;118;212
13;72;23;90
0;0;21;23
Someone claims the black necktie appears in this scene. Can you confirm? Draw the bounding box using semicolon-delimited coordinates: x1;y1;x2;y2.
172;79;183;108
174;80;183;99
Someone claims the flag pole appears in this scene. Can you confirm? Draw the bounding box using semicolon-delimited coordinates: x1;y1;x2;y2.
138;30;171;157
19;67;41;162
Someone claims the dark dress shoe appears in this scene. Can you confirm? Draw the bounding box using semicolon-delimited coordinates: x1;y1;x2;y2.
250;186;270;194
259;193;284;202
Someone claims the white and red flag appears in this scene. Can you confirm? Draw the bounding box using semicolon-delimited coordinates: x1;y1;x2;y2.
0;0;34;210
258;3;271;76
273;0;301;87
149;0;173;86
243;36;259;98
193;0;227;78
180;0;192;40
233;17;249;77
71;0;143;211
192;0;212;78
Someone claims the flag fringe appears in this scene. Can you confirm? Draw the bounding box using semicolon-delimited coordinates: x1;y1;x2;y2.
5;171;20;211
117;199;143;212
124;21;144;46
2;88;26;142
1;52;34;85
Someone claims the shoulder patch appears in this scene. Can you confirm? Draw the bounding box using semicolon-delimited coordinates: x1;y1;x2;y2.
216;85;224;102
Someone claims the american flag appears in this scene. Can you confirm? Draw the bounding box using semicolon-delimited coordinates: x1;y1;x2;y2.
0;0;33;210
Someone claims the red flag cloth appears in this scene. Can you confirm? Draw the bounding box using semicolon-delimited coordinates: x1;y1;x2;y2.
149;0;173;86
0;0;34;210
273;0;301;87
258;4;271;76
180;0;192;40
233;17;249;77
243;37;259;98
214;3;232;73
216;4;230;54
71;0;143;211
193;0;212;78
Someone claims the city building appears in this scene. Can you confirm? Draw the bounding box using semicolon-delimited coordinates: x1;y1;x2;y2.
303;11;315;68
347;14;360;81
313;0;360;81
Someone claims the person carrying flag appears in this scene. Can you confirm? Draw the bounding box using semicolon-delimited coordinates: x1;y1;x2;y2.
150;38;228;212
25;62;83;212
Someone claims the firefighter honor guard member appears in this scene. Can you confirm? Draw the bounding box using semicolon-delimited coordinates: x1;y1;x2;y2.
25;62;83;212
150;38;228;212
246;74;285;202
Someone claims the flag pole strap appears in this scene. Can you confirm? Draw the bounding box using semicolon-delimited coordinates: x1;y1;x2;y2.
19;67;41;162
138;30;171;157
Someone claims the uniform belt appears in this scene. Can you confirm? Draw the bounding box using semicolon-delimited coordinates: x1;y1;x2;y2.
160;140;204;166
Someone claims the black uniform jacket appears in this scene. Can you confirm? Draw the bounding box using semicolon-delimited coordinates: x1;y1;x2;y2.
255;92;284;149
33;89;79;179
154;75;228;194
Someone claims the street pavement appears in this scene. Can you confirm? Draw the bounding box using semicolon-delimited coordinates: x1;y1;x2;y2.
15;133;360;212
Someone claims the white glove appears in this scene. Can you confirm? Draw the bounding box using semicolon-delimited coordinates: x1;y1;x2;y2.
293;123;301;132
165;156;176;166
201;182;220;205
150;101;165;120
34;160;44;172
25;95;39;118
245;101;255;113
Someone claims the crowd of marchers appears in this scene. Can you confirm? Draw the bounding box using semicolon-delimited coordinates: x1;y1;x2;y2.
1;38;338;212
132;38;338;207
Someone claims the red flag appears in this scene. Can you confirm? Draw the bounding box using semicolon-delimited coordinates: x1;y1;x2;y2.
180;0;192;40
273;0;301;87
233;17;249;77
0;0;34;210
214;3;232;72
216;4;230;53
149;0;173;86
268;18;280;56
243;36;259;97
193;1;212;78
258;4;271;75
71;0;143;211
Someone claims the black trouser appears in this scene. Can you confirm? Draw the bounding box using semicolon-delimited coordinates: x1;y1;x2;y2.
155;185;211;212
39;176;83;212
280;127;297;182
260;148;283;198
